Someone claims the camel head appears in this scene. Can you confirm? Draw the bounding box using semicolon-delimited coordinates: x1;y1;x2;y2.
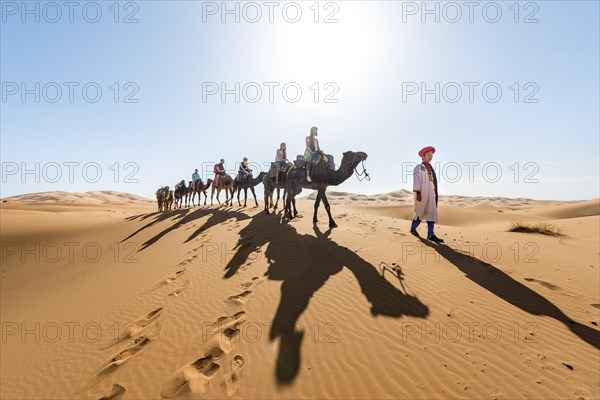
341;151;368;169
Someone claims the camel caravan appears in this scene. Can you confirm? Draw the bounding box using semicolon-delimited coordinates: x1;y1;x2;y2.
155;127;369;228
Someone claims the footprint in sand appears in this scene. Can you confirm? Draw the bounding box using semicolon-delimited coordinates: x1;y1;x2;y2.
212;311;247;331
100;307;163;349
164;267;187;283
161;355;221;398
222;355;246;397
169;280;191;297
205;326;241;358
240;276;265;290
100;336;152;375
147;268;186;292
98;383;126;400
178;258;193;266
225;290;253;305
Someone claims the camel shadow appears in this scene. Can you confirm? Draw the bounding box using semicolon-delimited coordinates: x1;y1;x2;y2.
122;206;251;250
418;238;599;350
122;209;191;243
224;215;430;384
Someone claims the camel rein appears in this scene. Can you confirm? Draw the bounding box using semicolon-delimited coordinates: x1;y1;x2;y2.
341;154;370;182
355;160;370;181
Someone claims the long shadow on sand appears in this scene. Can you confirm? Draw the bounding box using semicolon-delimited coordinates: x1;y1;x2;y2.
223;215;430;384
122;206;251;250
418;238;600;350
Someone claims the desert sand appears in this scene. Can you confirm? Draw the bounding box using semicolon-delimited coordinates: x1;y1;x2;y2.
1;190;599;399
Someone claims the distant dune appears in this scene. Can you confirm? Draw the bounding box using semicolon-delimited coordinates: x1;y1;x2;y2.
1;190;153;205
305;189;590;208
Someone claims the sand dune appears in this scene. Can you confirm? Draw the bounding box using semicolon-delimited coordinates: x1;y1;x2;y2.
2;190;153;205
524;199;600;220
1;191;598;399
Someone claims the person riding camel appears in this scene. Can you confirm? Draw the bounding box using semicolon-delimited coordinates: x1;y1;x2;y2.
214;159;225;187
192;168;200;184
304;126;320;182
274;142;288;184
238;157;253;182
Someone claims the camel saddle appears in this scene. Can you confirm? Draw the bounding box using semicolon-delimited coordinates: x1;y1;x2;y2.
294;155;307;169
270;161;291;179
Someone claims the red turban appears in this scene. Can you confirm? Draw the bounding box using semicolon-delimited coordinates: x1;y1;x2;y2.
418;146;436;158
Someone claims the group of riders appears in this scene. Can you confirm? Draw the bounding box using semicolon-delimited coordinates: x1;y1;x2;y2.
211;125;322;187
157;126;325;211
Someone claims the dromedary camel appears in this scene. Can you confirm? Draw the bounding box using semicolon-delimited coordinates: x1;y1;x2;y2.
211;174;234;205
233;172;267;207
284;151;368;228
190;179;213;206
155;186;170;212
173;180;187;209
165;190;174;210
185;181;194;207
263;162;291;214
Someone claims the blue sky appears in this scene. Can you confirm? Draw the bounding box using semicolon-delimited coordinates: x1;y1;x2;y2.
1;0;599;200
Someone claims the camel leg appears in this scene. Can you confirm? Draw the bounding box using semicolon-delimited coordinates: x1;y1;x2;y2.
243;188;248;207
264;187;270;214
292;196;298;217
287;186;297;220
251;187;258;207
284;191;292;219
320;190;336;228
274;188;280;210
313;191;322;224
237;187;242;207
282;189;287;210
